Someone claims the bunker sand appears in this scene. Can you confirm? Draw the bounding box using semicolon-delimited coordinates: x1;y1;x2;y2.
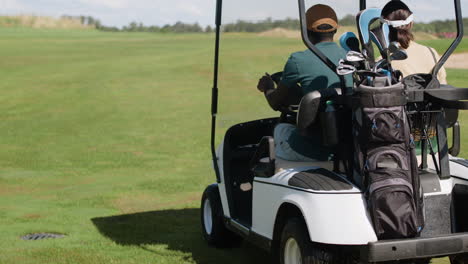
446;53;468;69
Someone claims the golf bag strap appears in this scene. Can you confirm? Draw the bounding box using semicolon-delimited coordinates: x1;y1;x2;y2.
428;47;439;78
428;47;438;65
425;88;468;109
354;92;407;108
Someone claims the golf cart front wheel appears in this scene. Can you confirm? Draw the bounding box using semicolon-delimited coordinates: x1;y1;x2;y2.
280;218;357;264
200;184;242;248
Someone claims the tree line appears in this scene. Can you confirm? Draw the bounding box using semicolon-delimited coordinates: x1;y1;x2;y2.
62;15;212;32
65;14;467;35
412;18;468;36
222;16;467;36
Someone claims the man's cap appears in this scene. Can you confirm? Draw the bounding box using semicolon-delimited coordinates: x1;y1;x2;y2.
306;4;338;32
382;1;412;18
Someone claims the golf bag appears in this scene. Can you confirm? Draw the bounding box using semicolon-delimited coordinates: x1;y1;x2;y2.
353;78;424;239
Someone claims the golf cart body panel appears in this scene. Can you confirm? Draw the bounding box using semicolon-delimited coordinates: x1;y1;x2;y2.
214;142;232;218
417;154;468;182
450;158;468;180
252;170;378;244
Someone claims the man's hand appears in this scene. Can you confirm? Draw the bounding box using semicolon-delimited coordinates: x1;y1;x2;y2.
257;73;275;92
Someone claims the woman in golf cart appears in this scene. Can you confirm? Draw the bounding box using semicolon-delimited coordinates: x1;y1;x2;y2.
257;4;352;162
381;1;448;151
381;1;447;84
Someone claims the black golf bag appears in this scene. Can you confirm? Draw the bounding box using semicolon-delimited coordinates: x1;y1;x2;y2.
353;77;424;239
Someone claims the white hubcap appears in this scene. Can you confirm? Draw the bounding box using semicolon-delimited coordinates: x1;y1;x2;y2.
203;198;213;235
284;238;302;264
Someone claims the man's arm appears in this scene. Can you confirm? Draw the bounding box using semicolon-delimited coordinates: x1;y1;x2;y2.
264;82;292;111
257;55;301;111
257;74;295;111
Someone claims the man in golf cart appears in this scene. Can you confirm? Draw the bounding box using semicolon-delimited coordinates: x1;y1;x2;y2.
257;4;352;162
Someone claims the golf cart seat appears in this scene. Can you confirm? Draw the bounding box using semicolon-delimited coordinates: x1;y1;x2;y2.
252;146;334;176
251;89;340;176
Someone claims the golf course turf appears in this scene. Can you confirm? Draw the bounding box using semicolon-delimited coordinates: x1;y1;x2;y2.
0;28;466;263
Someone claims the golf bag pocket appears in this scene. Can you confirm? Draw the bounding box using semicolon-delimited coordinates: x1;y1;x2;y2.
363;107;405;143
368;173;418;239
367;146;408;171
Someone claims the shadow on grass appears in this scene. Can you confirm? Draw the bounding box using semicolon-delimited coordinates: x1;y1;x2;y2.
91;209;270;264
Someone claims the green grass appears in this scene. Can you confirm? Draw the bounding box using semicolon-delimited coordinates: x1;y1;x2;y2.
0;29;466;263
0;29;272;264
420;37;468;54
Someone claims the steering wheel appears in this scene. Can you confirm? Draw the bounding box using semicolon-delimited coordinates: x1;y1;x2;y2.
268;72;302;114
270;72;283;85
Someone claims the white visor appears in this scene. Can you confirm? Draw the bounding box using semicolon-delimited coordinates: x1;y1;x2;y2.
380;14;414;28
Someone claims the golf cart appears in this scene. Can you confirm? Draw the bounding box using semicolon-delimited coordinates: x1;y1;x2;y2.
201;0;468;263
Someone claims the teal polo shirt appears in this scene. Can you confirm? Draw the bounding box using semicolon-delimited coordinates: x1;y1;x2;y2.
280;42;352;160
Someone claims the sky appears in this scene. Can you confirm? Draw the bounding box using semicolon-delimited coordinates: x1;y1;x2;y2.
0;0;465;28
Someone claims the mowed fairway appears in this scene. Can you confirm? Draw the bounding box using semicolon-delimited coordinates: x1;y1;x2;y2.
0;28;466;264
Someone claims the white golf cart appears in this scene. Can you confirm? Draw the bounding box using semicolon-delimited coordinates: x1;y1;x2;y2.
201;0;468;263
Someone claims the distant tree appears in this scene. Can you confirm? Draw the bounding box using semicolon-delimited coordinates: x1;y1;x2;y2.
60;13;466;36
148;25;160;32
223;17;300;32
340;14;355;27
128;21;138;32
94;19;102;29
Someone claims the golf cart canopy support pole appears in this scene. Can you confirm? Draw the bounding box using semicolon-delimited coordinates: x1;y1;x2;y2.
360;0;366;10
433;0;464;76
211;0;222;183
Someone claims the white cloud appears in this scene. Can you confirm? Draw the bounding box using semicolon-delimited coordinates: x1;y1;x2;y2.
0;0;463;27
0;0;25;11
222;0;359;23
79;0;129;9
177;2;204;17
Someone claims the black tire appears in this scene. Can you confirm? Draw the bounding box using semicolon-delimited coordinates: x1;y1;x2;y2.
381;259;431;264
279;218;357;264
451;254;468;264
200;184;242;248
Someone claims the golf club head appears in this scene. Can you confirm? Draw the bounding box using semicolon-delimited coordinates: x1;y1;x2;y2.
374;58;389;71
357;8;383;46
346;51;366;62
370;23;390;58
370;31;384;52
388;42;401;54
340;32;361;52
337;59;357;76
390;49;408;61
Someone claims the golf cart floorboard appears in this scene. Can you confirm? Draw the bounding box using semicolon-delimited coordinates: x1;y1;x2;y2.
363;232;468;262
